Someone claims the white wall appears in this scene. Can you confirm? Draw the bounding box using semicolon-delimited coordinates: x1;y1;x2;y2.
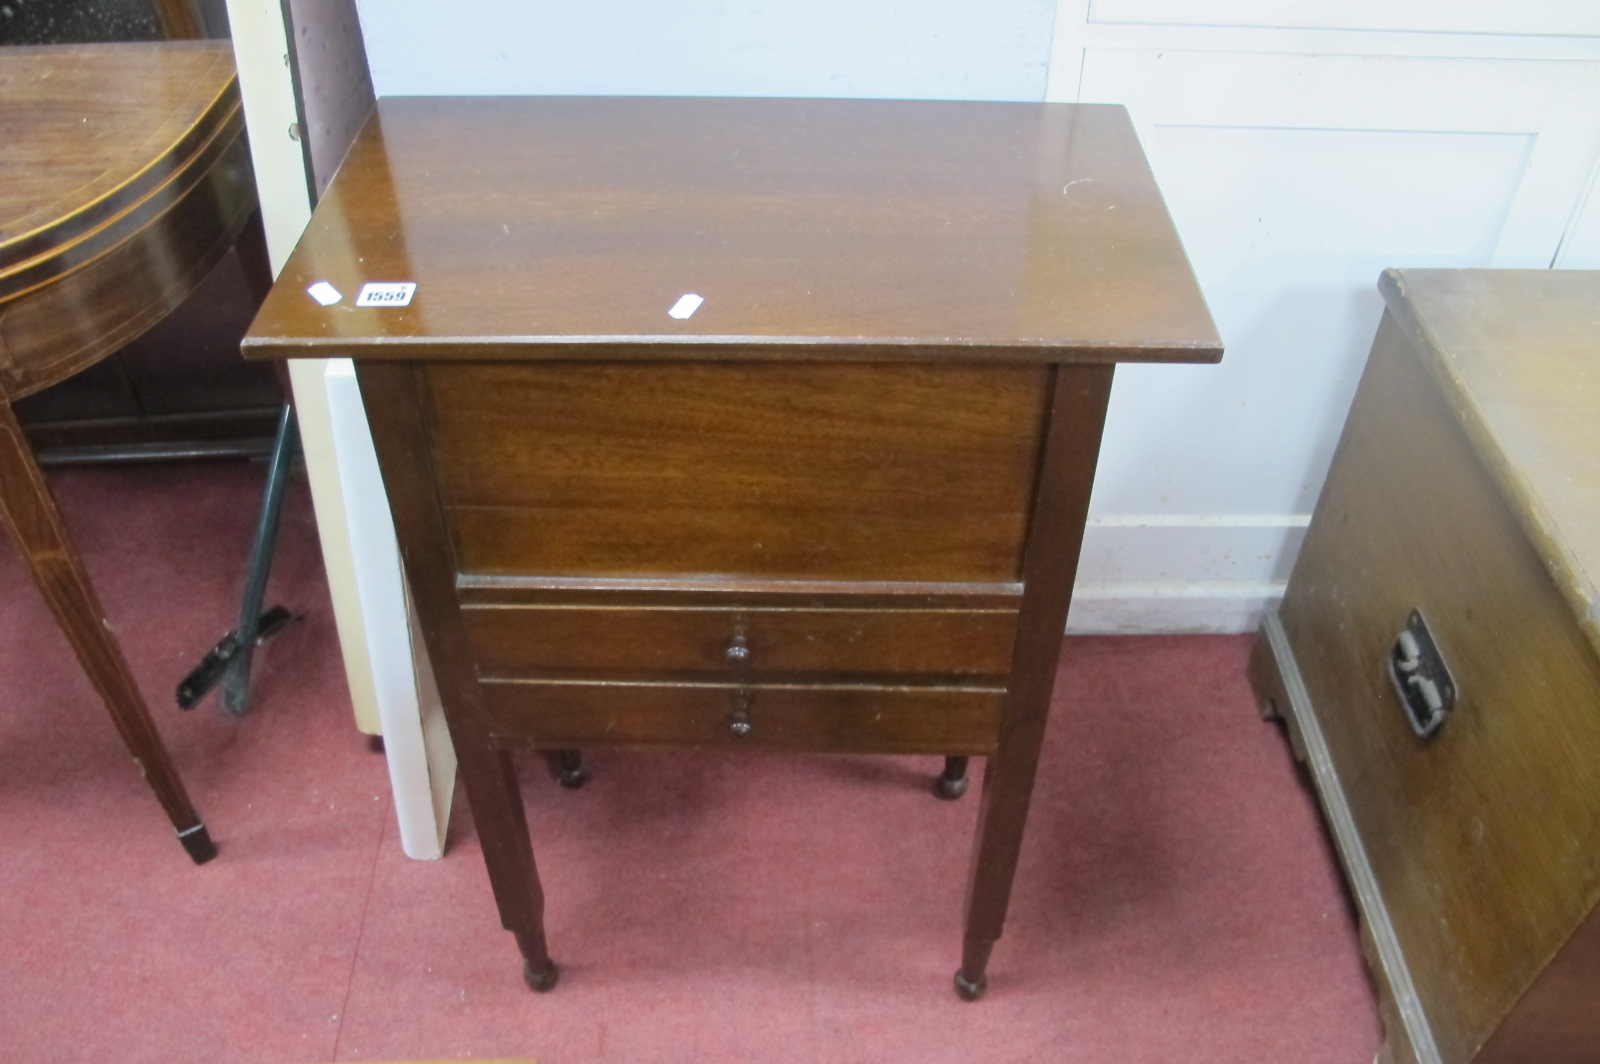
1049;4;1600;630
359;0;1056;100
351;0;1600;634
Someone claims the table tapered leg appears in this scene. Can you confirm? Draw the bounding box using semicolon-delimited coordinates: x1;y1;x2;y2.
957;724;1049;1000
356;362;558;991
955;364;1113;999
477;749;557;990
0;401;215;863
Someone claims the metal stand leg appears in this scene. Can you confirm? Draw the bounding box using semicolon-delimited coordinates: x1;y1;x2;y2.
177;404;297;714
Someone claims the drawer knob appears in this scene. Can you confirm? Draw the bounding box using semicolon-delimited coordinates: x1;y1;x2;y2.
725;630;751;666
729;690;753;739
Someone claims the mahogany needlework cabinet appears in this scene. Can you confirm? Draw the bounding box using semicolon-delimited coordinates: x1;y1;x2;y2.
245;96;1221;997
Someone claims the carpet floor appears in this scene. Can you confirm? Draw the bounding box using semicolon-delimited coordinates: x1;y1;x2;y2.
0;461;1382;1063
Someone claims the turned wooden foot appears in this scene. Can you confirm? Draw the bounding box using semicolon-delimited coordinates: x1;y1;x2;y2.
551;749;589;789
935;756;969;800
955;936;995;1001
515;929;559;992
522;957;560;992
953;968;988;1002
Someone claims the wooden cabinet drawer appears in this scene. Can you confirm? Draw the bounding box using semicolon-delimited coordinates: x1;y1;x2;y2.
481;679;1003;754
462;604;1018;678
423;361;1049;583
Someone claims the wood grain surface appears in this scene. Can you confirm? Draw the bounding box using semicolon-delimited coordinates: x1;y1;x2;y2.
462;602;1018;679
1272;272;1600;1063
481;678;1004;755
424;361;1047;582
958;362;1114;994
0;43;236;252
303;95;1220;996
0;42;254;399
0;41;255;862
244;96;1220;365
1378;268;1600;661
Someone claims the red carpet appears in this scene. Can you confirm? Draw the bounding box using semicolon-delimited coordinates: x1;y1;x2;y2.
0;462;1382;1063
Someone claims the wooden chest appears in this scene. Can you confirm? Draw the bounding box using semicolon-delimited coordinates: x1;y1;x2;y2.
1253;269;1600;1064
245;96;1221;997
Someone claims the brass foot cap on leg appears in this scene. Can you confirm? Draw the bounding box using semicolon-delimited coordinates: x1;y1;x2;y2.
557;765;590;789
934;774;969;800
523;958;560;993
953;970;987;1002
178;825;217;865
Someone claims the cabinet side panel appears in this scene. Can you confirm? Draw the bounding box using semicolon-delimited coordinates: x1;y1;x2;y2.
1477;900;1600;1063
1278;314;1600;1063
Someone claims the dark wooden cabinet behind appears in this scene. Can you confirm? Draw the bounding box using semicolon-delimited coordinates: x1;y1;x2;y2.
1253;269;1600;1064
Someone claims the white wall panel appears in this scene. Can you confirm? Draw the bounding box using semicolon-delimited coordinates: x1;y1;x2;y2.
1058;42;1600;630
1080;518;1306;584
358;0;1055;100
1097;123;1537;517
1088;0;1600;37
1556;155;1600;268
1083;52;1600;517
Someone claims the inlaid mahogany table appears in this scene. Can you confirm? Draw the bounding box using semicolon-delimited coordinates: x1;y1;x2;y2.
1;42;258;862
245;96;1221;996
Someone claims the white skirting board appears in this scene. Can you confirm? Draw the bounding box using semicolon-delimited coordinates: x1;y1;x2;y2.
1067;581;1285;634
1067;517;1309;633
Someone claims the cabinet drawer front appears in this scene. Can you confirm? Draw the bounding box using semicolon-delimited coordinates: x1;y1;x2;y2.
423;361;1048;583
463;604;1018;678
481;680;1002;754
1279;318;1600;1062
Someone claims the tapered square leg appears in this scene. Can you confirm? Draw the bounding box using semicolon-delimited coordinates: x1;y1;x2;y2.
472;748;558;991
0;401;213;863
956;729;1047;1000
357;363;561;993
955;365;1114;999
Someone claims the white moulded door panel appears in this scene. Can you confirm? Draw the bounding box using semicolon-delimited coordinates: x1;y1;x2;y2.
356;0;1055;99
1086;0;1600;37
1096;118;1545;516
1056;45;1600;631
1556;156;1600;268
1085;51;1600;517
